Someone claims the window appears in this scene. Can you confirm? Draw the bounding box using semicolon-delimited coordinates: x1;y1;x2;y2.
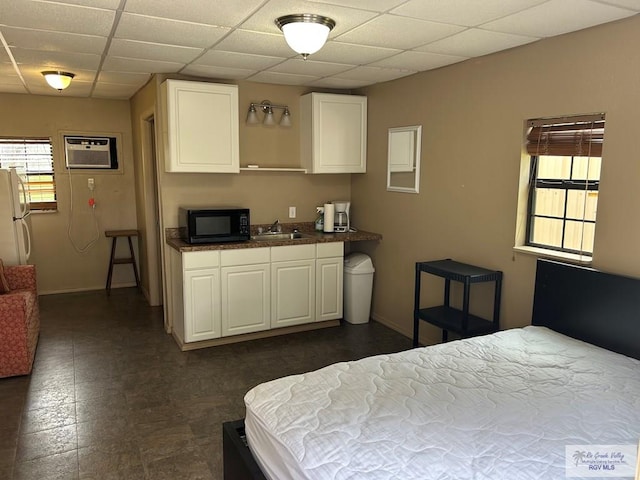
525;114;605;256
0;137;57;211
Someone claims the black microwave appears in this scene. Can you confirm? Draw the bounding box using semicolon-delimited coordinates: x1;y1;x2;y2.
179;207;250;244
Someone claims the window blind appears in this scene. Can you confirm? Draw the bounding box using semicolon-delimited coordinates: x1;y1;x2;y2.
526;114;605;157
0;137;57;210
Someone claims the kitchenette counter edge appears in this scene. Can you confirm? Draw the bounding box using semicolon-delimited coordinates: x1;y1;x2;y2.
166;225;381;252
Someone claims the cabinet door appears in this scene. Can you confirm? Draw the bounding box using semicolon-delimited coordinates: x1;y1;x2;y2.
301;93;367;174
163;80;239;173
183;268;221;342
316;257;344;321
271;259;315;328
221;264;270;336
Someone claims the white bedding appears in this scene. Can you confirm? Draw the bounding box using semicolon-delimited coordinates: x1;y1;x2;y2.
244;326;640;479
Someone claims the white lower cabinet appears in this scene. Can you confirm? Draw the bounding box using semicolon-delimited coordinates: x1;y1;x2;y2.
316;242;344;322
184;268;221;341
171;250;222;343
271;244;316;328
174;242;344;344
221;248;270;336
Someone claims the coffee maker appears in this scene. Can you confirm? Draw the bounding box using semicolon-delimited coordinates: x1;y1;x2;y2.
332;201;350;232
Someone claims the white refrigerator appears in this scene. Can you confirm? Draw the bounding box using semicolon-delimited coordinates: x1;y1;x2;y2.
0;168;31;265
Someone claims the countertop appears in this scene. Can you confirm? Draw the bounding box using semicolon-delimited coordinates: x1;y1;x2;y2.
166;225;382;252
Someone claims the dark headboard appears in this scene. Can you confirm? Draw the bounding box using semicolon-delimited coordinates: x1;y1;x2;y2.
532;259;640;360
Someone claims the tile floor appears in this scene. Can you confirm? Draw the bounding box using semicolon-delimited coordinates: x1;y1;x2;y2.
1;288;413;479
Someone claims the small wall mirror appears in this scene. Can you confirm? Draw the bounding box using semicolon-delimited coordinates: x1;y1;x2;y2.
387;125;421;194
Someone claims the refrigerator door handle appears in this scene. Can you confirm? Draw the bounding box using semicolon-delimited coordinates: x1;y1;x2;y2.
16;172;30;218
20;217;31;261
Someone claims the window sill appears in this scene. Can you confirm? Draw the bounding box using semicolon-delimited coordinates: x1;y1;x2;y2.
513;245;592;266
30;209;58;214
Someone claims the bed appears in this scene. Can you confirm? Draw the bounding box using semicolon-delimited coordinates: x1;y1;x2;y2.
224;259;640;479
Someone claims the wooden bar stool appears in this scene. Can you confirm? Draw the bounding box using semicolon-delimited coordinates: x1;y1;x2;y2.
105;229;140;294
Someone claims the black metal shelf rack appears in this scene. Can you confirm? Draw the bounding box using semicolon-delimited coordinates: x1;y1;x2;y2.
413;259;503;346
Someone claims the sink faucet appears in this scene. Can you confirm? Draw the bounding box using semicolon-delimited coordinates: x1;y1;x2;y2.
267;219;281;233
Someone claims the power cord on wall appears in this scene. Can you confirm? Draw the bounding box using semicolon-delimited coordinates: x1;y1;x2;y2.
67;167;100;253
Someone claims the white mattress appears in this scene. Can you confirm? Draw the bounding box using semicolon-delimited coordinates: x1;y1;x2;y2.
244;326;640;479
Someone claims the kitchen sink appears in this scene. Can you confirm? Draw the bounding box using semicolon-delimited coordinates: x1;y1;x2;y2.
251;232;314;242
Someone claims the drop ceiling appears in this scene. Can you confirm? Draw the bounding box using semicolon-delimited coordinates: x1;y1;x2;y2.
1;0;638;99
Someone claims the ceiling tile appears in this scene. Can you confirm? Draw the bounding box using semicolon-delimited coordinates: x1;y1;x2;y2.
0;62;18;75
97;71;152;85
267;58;353;76
391;0;548;27
596;0;640;10
239;0;378;36
335;65;416;83
307;41;401;65
124;0;265;27
109;39;203;64
102;56;185;73
0;75;23;86
214;30;296;58
115;13;230;48
0;0;115;36
92;83;141;99
181;64;257;79
372;50;467;71
195;50;285;70
11;48;101;70
308;76;372;89
418;28;538;57
482;0;637;37
310;0;407;13
44;0;121;9
248;70;320;85
1;27;107;55
335;14;466;49
0;84;28;94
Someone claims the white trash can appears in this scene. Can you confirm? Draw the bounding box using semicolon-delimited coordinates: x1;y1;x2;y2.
343;253;375;324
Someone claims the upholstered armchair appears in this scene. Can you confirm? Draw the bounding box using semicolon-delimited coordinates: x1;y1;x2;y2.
0;264;40;378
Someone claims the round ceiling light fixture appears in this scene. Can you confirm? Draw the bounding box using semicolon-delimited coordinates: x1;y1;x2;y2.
275;14;336;60
41;71;75;91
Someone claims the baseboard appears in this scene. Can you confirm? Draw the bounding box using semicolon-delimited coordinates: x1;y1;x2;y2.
39;282;138;296
174;320;341;351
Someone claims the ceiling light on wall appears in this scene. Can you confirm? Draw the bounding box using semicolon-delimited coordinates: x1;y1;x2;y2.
275;14;336;60
41;71;75;91
246;100;291;127
246;104;259;124
263;105;276;126
280;107;292;127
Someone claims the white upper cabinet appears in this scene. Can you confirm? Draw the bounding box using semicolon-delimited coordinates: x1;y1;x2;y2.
162;79;239;173
300;93;367;174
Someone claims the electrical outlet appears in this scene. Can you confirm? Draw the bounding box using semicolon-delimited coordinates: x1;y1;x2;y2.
289;206;296;218
88;178;95;191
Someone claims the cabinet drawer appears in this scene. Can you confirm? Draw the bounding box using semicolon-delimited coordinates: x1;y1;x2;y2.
183;250;220;269
221;247;270;266
271;244;316;262
316;242;344;258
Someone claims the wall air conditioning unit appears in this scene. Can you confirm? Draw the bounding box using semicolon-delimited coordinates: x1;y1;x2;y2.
64;136;118;169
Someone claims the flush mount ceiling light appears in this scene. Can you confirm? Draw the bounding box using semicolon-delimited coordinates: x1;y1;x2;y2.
246;100;292;127
41;71;75;91
275;14;336;60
